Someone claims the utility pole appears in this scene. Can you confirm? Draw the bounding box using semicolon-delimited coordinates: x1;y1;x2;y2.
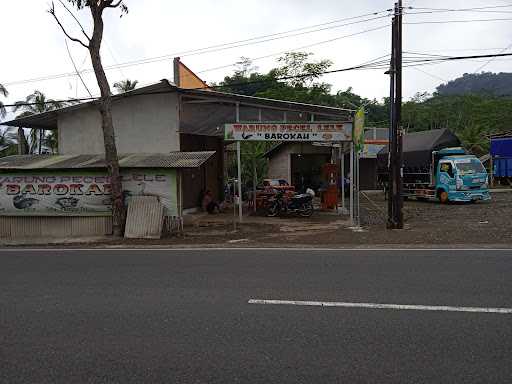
388;0;404;229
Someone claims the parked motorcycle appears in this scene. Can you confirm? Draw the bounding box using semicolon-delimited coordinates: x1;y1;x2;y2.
266;191;314;217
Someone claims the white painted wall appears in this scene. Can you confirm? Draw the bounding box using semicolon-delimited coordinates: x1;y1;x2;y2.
58;92;180;154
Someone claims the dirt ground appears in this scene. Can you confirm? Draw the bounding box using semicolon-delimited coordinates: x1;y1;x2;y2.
8;192;510;248
168;191;512;247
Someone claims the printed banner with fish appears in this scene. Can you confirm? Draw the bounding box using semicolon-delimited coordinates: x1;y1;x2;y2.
0;170;178;216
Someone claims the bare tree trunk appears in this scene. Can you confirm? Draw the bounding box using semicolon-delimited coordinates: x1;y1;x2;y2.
17;128;29;155
89;6;125;237
252;159;257;213
39;129;43;154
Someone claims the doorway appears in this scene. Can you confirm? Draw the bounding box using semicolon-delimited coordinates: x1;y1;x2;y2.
291;154;331;193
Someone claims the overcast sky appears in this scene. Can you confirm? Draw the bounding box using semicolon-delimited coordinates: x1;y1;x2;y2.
2;0;512;118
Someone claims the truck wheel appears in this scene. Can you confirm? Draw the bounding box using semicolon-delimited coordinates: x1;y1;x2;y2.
438;190;449;204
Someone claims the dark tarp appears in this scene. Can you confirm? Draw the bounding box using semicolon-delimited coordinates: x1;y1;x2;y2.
377;128;461;170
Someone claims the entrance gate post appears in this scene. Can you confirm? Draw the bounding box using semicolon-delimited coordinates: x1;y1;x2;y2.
236;140;243;222
350;141;354;224
340;143;345;213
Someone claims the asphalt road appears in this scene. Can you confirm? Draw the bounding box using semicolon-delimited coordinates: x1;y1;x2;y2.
1;248;511;383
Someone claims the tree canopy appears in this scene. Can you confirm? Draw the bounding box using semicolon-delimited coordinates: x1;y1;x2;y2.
13;90;63;154
0;83;8;118
436;72;512;97
113;79;138;93
218;53;388;126
220;53;512;157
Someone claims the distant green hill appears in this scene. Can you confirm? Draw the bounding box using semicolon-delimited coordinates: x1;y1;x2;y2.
436;72;512;96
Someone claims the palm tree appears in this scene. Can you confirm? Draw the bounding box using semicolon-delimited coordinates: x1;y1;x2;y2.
45;131;59;154
113;79;138;94
0;127;18;156
13;91;63;154
458;123;489;156
0;83;8;118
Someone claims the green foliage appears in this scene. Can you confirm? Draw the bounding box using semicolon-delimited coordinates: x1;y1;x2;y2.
113;79;138;93
437;72;512;97
0;83;8;118
402;93;512;155
13;90;64;154
227;142;274;188
219;52;388;126
274;52;332;87
0;127;18;157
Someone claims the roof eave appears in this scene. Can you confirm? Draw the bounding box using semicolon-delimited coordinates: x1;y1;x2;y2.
180;88;354;116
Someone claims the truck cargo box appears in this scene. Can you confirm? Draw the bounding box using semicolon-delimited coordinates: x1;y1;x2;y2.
491;136;512;178
377;128;461;171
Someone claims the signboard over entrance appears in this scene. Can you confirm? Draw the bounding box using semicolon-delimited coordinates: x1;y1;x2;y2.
225;122;353;142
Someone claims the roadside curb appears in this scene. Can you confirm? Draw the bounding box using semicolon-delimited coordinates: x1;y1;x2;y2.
1;242;511;250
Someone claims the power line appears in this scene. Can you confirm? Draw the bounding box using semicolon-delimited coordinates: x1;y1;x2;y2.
404;47;508;53
195;24;391;75
474;42;512;72
404;17;512;24
408;5;512;14
4;10;392;87
408;66;448;82
64;39;93;97
0;58;401;110
4;52;512;110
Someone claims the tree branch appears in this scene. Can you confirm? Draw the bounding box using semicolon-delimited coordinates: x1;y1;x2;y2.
49;2;89;49
105;0;123;7
57;0;91;41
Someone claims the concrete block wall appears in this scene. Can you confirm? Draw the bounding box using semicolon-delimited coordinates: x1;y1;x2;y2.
58;93;180;155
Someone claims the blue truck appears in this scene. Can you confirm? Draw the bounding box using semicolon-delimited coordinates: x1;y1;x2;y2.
491;134;512;184
378;129;490;203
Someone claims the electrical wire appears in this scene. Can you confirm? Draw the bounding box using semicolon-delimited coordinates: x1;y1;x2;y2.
408;5;512;14
195;24;391;75
4;52;512;110
4;10;393;87
404;17;512;24
474;42;512;72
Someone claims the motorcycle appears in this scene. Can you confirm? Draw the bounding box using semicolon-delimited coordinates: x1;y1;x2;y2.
266;190;314;217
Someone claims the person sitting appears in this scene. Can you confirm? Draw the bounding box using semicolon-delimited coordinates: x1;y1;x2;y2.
202;190;220;214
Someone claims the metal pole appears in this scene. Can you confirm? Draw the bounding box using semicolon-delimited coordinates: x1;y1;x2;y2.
341;144;345;212
350;141;354;224
387;7;396;228
237;140;243;222
235;102;243;222
356;151;360;226
395;0;404;228
388;1;404;229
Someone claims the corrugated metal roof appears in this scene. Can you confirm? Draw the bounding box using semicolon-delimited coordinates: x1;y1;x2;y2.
1;79;352;130
0;152;215;170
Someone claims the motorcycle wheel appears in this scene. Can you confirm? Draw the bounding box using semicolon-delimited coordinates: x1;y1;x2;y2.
266;202;280;217
299;203;314;217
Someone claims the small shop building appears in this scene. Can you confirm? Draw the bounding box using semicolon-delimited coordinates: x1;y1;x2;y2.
0;76;351;238
264;127;388;191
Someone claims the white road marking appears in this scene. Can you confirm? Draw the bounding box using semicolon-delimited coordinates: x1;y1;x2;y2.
248;299;512;314
0;247;511;252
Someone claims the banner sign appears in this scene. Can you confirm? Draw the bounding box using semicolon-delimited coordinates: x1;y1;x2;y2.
360;140;388;159
0;170;177;216
224;122;352;142
353;108;365;153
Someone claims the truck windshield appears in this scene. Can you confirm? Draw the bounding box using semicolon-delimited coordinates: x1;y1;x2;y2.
455;159;485;175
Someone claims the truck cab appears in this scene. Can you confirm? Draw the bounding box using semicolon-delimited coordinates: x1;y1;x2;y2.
435;148;490;203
